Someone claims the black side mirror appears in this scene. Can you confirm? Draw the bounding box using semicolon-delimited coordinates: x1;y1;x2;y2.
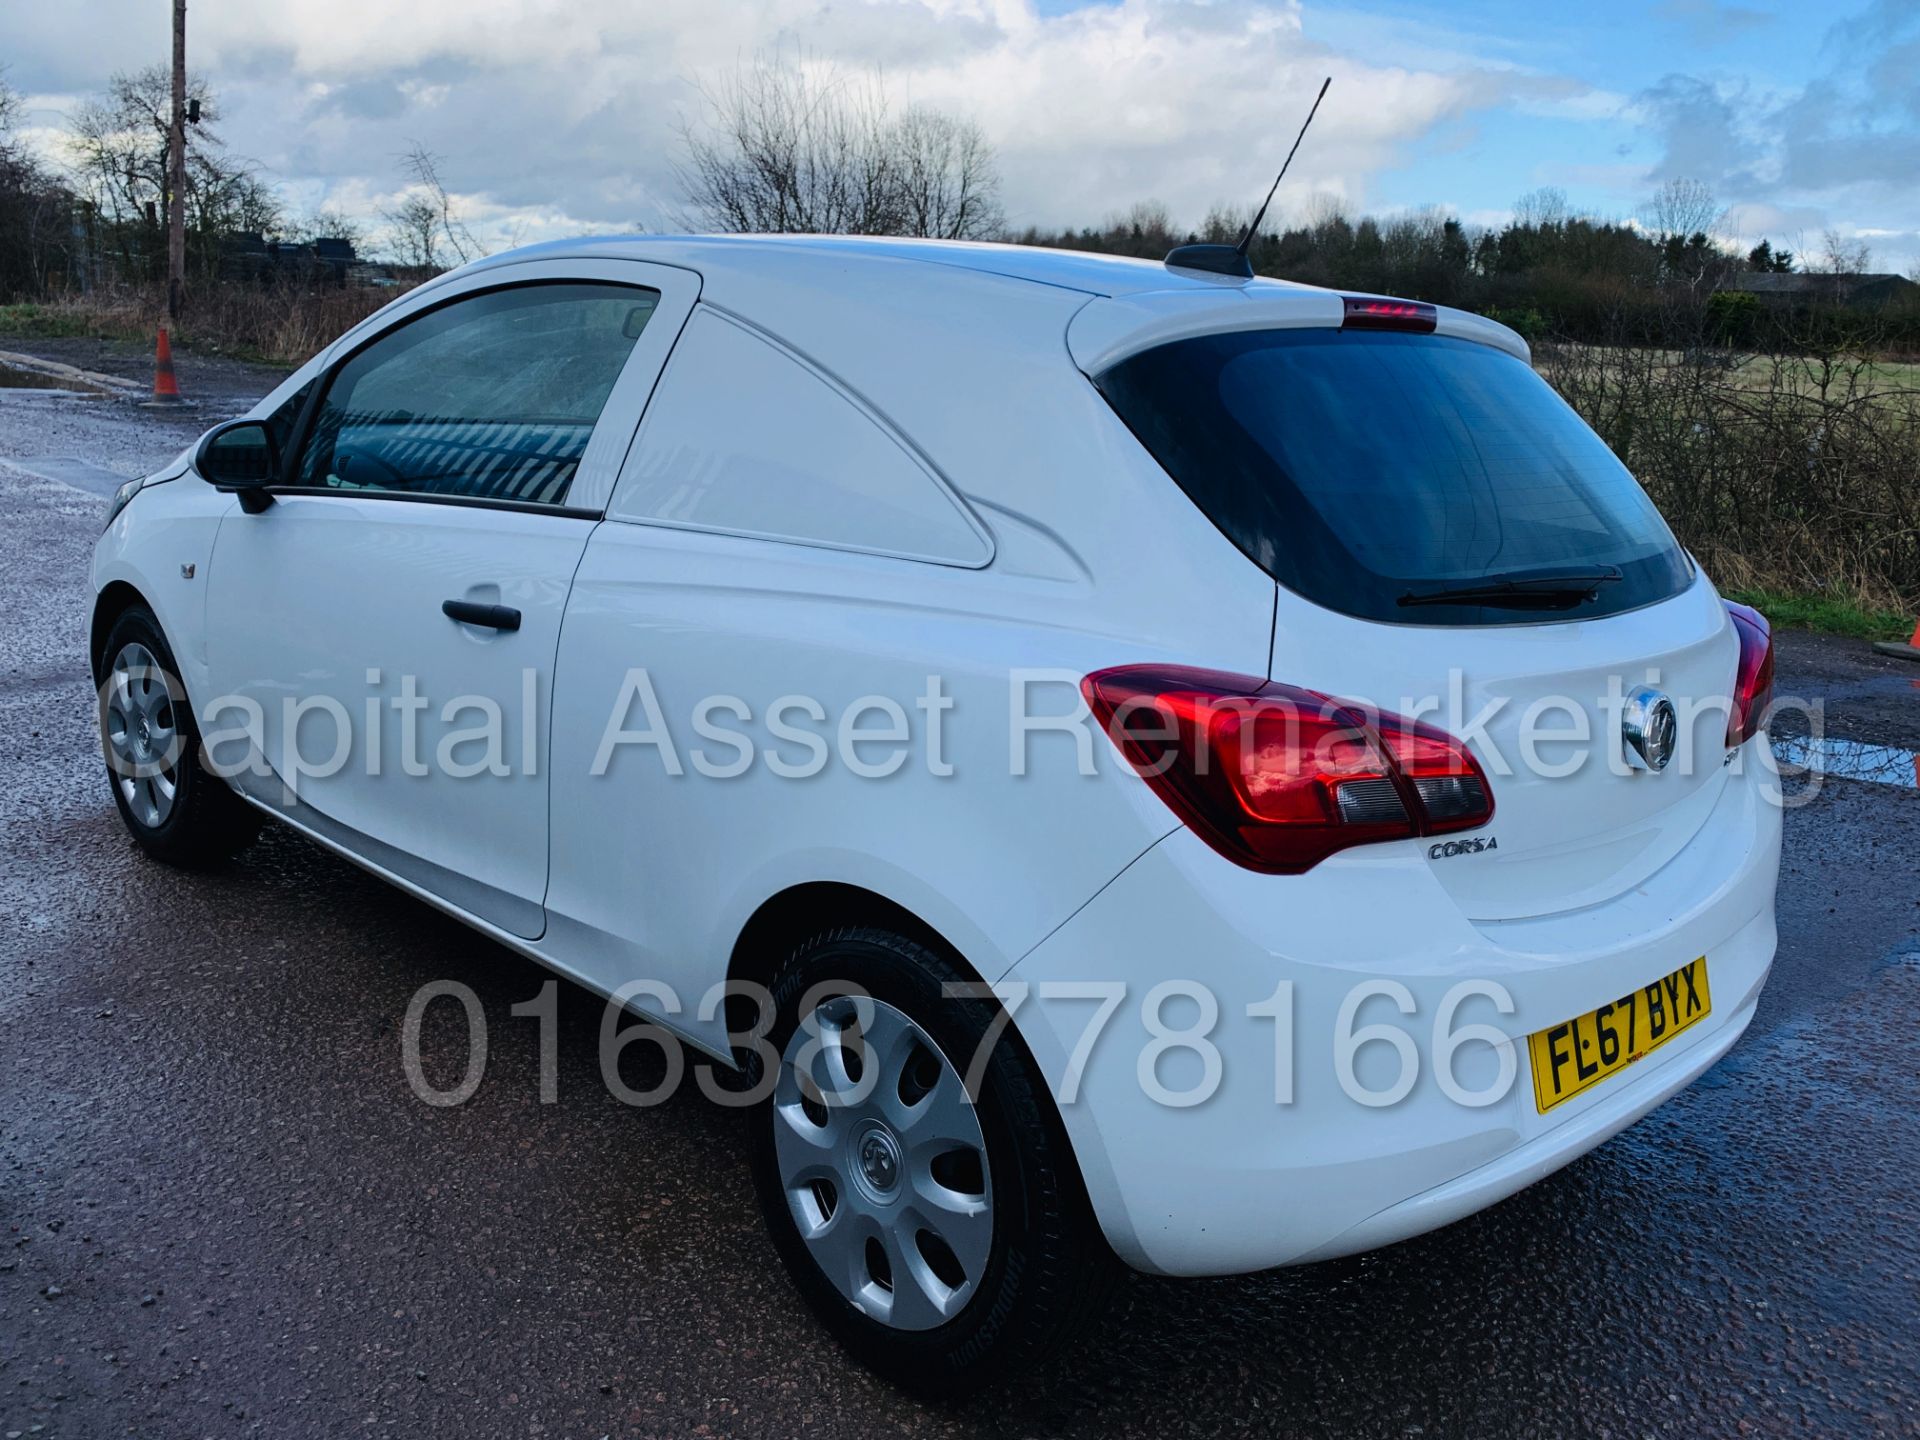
195;420;279;512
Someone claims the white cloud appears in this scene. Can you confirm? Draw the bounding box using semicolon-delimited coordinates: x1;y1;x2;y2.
11;0;1911;272
6;0;1538;246
1628;1;1920;271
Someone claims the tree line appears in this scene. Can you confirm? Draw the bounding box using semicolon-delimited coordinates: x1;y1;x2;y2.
1012;188;1915;346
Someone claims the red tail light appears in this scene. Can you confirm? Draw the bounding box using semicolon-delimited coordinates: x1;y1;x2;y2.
1724;601;1774;746
1342;296;1437;333
1082;665;1493;875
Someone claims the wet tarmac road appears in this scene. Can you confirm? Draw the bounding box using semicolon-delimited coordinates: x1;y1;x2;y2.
2;353;1918;1438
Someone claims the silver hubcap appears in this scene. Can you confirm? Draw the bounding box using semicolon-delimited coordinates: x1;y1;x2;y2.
102;642;183;828
773;995;993;1331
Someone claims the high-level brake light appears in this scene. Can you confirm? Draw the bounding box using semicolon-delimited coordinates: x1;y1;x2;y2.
1341;296;1437;333
1082;665;1493;874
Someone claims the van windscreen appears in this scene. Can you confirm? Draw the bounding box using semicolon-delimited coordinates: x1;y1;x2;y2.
1093;328;1692;626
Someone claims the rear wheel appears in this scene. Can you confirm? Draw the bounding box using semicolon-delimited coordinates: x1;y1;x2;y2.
96;605;261;867
747;926;1111;1395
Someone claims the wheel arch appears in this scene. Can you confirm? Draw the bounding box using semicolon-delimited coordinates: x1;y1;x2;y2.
726;881;967;1001
724;880;1108;1246
90;580;151;676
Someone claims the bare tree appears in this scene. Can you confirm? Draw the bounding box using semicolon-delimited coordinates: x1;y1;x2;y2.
1305;194;1355;253
282;206;368;253
68;66;193;240
1808;228;1872;275
1199;202;1254;245
1512;186;1570;228
378;144;478;270
380;192;445;269
677;58;1005;239
66;66;279;285
891;106;1004;240
1636;179;1731;293
1106;200;1176;249
679;62;887;234
1642;178;1723;240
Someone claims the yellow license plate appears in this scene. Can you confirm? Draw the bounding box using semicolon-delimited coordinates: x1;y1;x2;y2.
1527;956;1711;1114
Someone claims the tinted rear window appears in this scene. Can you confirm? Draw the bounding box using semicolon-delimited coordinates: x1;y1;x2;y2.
1094;328;1692;625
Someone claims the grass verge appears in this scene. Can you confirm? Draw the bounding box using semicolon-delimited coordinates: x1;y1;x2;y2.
1724;588;1914;642
2;285;406;366
0;302;126;341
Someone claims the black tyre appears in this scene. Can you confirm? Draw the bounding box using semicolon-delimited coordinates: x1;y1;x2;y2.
95;604;262;867
747;925;1111;1395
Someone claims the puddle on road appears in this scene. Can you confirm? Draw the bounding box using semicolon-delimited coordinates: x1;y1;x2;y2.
1772;735;1920;789
0;360;108;396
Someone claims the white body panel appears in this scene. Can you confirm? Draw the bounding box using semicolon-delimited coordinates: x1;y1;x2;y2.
1010;740;1780;1274
1268;569;1744;917
203;495;591;936
546;263;1276;1051
607;305;995;566
90;234;1778;1279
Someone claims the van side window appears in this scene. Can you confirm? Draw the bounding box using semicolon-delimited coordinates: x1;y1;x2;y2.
607;309;989;566
295;283;656;507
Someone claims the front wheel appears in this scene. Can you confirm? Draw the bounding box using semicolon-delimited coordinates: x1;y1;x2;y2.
746;926;1111;1395
95;604;261;867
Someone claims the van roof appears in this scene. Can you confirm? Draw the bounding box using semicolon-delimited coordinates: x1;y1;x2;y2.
456;233;1530;367
469;232;1329;300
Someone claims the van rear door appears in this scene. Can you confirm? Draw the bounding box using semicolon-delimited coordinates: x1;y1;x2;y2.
1087;315;1743;918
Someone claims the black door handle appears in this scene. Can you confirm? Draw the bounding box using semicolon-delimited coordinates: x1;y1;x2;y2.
442;599;521;631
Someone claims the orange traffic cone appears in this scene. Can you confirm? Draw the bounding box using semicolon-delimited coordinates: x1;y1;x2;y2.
1873;617;1920;663
139;327;186;408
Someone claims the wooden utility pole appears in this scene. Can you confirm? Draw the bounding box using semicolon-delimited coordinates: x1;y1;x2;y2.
166;0;187;320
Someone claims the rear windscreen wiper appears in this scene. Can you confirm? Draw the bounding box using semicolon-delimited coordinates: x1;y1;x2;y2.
1398;566;1623;610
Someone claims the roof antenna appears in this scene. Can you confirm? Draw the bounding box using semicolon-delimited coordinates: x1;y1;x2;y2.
1164;76;1333;281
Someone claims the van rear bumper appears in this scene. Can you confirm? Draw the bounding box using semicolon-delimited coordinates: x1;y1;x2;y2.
1006;750;1782;1277
1289;970;1763;1263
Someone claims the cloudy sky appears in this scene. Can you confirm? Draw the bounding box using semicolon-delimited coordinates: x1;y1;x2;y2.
7;0;1919;271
